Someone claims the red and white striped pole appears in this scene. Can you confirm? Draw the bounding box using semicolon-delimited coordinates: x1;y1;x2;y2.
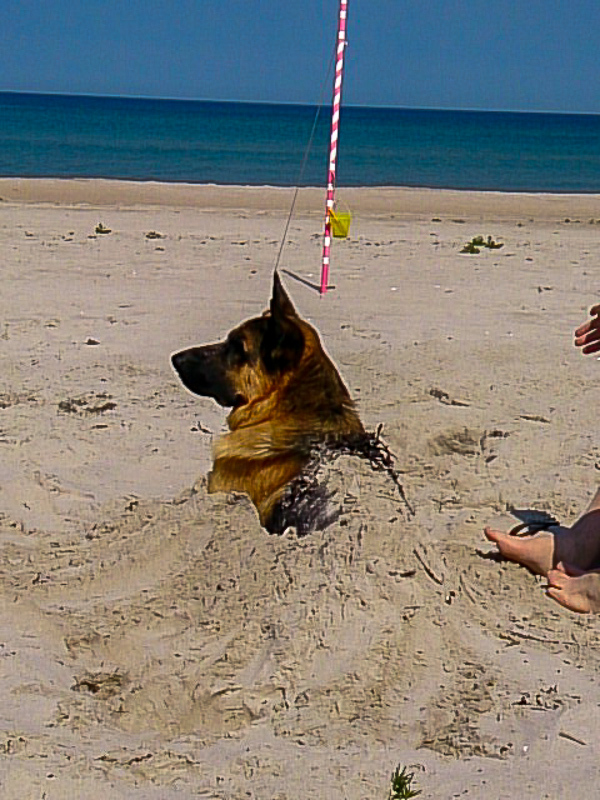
320;0;349;295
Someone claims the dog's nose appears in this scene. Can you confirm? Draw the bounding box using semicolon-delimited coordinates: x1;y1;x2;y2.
171;351;186;373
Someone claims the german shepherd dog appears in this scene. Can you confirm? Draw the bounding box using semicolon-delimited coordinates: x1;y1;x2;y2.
171;273;364;533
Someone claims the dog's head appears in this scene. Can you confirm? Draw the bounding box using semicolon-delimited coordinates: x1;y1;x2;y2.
171;272;306;411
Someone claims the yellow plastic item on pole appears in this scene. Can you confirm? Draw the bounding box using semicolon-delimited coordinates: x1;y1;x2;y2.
330;208;352;238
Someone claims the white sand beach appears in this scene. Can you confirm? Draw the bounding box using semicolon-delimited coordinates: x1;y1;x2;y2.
1;178;599;798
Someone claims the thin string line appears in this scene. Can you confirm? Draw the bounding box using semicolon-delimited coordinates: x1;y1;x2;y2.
273;46;336;274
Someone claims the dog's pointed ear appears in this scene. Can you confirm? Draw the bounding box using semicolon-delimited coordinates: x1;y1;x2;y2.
263;274;304;372
271;272;298;319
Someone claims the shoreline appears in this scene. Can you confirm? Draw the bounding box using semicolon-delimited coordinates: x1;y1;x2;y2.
2;177;600;218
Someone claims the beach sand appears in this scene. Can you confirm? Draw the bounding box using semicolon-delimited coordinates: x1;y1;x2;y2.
1;178;599;798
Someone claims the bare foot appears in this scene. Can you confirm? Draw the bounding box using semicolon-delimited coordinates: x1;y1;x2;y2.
546;563;600;613
484;527;555;576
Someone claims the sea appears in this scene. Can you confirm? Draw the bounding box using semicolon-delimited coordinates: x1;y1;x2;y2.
2;91;600;192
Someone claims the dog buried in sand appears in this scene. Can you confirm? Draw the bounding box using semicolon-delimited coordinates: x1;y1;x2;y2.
171;272;365;534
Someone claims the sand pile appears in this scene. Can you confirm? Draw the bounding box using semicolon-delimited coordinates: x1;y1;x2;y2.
1;181;599;798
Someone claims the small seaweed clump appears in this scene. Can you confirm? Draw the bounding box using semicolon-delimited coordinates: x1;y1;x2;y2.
388;764;422;799
460;235;503;254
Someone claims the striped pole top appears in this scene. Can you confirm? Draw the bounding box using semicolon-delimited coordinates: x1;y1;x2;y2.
320;0;349;295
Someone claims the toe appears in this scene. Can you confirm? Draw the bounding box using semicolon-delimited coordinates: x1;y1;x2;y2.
484;527;511;545
547;569;569;589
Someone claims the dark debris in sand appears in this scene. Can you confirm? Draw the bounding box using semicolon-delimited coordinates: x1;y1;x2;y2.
271;425;414;536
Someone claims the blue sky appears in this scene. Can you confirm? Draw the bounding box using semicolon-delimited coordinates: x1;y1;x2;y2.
2;1;600;113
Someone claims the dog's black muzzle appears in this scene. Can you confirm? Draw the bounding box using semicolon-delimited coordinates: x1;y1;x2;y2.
171;344;240;407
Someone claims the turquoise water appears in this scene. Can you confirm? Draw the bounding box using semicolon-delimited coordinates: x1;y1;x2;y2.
2;92;600;191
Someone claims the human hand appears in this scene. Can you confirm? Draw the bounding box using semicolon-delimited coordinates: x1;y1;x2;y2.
575;304;600;355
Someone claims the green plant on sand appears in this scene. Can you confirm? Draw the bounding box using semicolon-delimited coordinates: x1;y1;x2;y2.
388;764;422;799
460;239;482;254
460;234;504;254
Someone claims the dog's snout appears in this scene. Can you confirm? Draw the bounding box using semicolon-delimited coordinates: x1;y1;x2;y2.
171;344;237;407
171;350;187;374
171;347;207;377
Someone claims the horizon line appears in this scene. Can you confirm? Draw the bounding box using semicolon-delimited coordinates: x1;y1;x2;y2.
1;88;599;118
